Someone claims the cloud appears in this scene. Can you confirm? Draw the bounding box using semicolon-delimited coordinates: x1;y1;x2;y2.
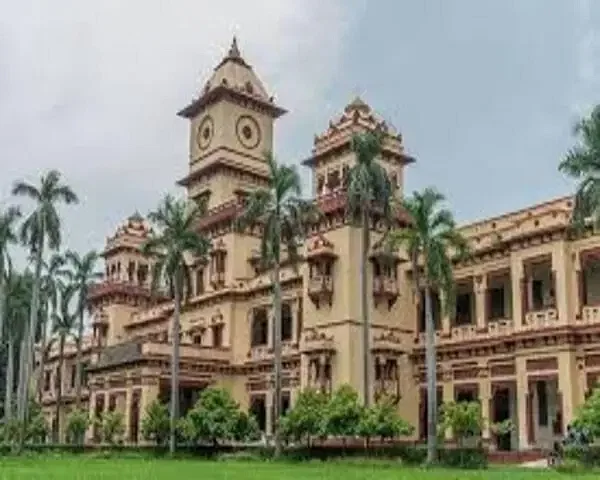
572;0;600;117
0;0;359;258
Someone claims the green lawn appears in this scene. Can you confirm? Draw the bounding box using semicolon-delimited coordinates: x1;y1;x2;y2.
0;457;593;479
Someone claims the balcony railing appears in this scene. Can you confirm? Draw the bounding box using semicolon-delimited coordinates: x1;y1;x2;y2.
451;324;477;341
487;319;514;336
523;308;558;329
141;341;230;362
307;275;334;308
580;305;600;325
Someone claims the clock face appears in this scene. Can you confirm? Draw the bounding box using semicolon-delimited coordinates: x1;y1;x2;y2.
196;116;214;150
235;115;261;149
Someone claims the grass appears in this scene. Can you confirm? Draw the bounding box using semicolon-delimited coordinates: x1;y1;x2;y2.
0;457;596;480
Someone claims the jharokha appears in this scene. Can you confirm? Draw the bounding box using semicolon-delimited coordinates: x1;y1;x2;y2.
37;38;600;451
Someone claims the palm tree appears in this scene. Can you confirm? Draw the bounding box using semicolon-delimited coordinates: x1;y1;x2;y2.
11;170;78;442
236;152;319;457
345;131;394;407
141;195;211;455
3;269;31;424
559;105;600;231
37;254;69;402
0;206;21;344
50;283;78;443
389;187;469;464
65;250;102;409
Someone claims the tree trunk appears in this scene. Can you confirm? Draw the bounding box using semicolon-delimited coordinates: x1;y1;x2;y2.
4;338;14;423
74;302;84;409
54;335;65;443
17;241;43;451
0;255;5;344
169;272;181;455
424;284;438;464
36;309;49;403
272;260;282;458
361;210;371;406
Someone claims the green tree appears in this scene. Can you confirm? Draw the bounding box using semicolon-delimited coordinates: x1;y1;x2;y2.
559;106;600;231
573;386;600;439
50;283;78;443
141;400;170;446
280;388;327;446
65;250;102;408
12;169;78;448
389;187;469;464
0;206;21;347
37;253;69;402
346;131;394;407
184;387;256;446
236;152;318;456
357;396;414;445
141;196;211;454
438;401;483;447
2;269;31;425
322;384;363;443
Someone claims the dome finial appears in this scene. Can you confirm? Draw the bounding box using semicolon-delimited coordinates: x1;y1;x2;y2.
229;35;241;58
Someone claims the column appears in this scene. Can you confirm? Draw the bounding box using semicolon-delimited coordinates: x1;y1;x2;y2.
475;275;487;330
441;371;454;440
515;356;529;449
124;387;133;443
558;350;580;431
87;390;97;442
138;382;159;444
267;310;273;349
552;242;569;323
479;373;492;442
510;257;524;328
265;391;273;438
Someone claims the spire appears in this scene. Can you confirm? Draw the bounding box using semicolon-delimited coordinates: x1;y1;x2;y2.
228;36;241;58
345;95;370;113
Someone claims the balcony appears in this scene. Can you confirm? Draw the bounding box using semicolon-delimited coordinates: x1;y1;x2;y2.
451;324;477;341
487;319;514;336
523;308;558;329
372;276;399;309
142;341;230;362
307;275;333;308
581;305;600;325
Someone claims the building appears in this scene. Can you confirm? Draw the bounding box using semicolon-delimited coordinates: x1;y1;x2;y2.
39;38;600;450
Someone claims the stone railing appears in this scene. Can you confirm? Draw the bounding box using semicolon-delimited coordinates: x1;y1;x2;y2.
450;324;477;341
308;275;333;293
372;277;399;295
416;330;442;345
141;342;230;362
248;342;298;361
487;319;514;336
523;308;558;329
581;305;600;325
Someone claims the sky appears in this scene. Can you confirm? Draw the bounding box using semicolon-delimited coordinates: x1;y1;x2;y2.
0;0;599;260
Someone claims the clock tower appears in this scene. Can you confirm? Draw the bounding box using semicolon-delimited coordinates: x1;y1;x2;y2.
177;37;286;210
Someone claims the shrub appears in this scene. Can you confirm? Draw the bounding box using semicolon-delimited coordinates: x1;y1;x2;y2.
572;386;600;440
100;411;125;445
565;444;600;467
322;385;362;441
438;446;487;469
356;396;414;444
66;409;91;445
141;400;170;446
439;401;483;446
280;388;327;445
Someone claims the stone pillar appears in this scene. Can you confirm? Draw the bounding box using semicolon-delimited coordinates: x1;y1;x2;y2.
87;390;97;442
265;390;273;438
138;382;159;441
441;371;454;440
510;257;524;329
552;242;569;324
475;275;487;330
515;356;529;449
479;373;492;442
124;387;133;443
558;350;580;431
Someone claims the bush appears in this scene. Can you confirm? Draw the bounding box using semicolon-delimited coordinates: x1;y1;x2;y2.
141;400;170;446
356;397;414;444
565;444;600;467
280;388;328;445
100;411;125;445
438;447;487;469
322;385;362;441
573;386;600;439
438;401;483;447
66;409;90;445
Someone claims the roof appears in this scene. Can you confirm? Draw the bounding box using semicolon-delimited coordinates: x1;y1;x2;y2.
89;340;144;370
177;37;286;119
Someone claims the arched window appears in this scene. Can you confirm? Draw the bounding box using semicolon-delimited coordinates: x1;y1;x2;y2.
281;303;293;342
251;308;269;347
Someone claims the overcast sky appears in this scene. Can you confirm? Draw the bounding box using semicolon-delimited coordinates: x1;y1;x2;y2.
0;0;598;260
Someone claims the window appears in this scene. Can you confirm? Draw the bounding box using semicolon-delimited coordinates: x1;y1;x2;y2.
488;287;505;320
327;170;341;190
532;280;544;310
250;395;267;432
44;370;51;392
281;303;293;342
212;324;224;347
70;365;77;388
317;175;325;194
195;268;205;296
137;264;148;285
192;330;204;345
281;391;291;416
127;261;135;282
251;309;269;346
54;367;61;390
455;293;472;325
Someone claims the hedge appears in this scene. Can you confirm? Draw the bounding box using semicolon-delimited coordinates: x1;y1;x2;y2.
564;445;600;467
0;443;487;469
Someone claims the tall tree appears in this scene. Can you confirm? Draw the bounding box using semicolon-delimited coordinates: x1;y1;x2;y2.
37;253;69;402
141;196;211;455
12;169;78;447
0;206;21;344
236;152;319;457
389;187;469;464
65;249;102;408
559;105;600;231
50;283;78;443
345;131;393;407
3;269;31;424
